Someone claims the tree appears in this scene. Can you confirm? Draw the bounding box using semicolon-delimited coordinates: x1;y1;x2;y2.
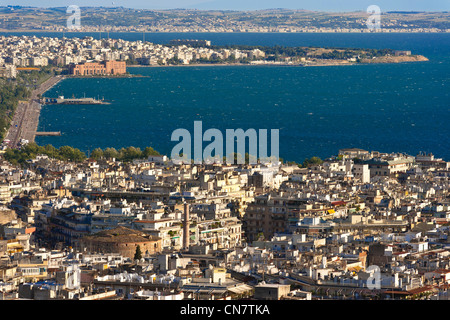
58;146;86;162
302;156;323;168
44;144;58;158
103;147;119;159
119;146;143;162
143;146;160;157
134;245;142;261
90;148;104;160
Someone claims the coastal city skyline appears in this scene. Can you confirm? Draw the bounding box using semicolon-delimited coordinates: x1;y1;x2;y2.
1;6;448;34
0;1;448;311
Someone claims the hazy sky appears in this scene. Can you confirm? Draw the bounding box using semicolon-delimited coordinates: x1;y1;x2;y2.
3;0;450;11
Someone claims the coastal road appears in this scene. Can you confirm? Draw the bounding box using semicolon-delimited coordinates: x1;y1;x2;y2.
5;75;64;148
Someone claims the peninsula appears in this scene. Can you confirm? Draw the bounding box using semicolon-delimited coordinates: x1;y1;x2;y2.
0;35;428;71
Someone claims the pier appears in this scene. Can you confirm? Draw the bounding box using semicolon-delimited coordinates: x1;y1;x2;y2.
34;131;62;136
43;96;110;105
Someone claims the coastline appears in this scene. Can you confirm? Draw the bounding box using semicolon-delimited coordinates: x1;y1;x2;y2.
7;53;427;149
127;55;429;68
359;55;429;64
0;29;448;34
5;53;428;150
4;75;64;148
67;74;148;78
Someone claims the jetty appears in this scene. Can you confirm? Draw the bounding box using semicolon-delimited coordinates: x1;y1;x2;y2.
34;131;62;136
43;96;110;105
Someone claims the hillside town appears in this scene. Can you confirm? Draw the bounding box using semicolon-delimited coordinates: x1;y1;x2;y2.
1;7;449;33
0;147;450;301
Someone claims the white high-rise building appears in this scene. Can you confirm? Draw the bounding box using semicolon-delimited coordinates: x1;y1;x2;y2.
353;163;370;183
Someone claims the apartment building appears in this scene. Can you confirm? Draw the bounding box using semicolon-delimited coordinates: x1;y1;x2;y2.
69;60;126;76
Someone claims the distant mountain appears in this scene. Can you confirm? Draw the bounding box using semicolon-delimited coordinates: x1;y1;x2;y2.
0;5;448;32
185;0;450;12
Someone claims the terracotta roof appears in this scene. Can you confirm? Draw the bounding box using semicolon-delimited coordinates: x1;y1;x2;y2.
406;286;435;295
384;286;435;296
431;269;450;274
135;219;173;224
93;226;139;236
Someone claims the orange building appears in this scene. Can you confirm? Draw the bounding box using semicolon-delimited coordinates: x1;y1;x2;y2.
104;60;127;75
69;60;126;76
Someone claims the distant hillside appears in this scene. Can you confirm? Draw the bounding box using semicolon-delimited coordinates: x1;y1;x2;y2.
0;7;448;32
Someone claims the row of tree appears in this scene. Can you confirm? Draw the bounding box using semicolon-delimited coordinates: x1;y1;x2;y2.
3;143;161;166
210;44;310;58
89;146;160;161
4;142;323;169
284;156;324;168
4;143;86;165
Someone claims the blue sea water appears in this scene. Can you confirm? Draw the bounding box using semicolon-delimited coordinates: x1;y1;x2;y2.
16;32;448;163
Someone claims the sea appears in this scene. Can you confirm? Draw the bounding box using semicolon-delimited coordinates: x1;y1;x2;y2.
3;31;448;163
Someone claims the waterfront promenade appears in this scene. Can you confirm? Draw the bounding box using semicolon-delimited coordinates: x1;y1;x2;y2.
5;75;64;148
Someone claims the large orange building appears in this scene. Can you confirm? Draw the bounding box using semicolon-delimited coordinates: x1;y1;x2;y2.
69;60;126;76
